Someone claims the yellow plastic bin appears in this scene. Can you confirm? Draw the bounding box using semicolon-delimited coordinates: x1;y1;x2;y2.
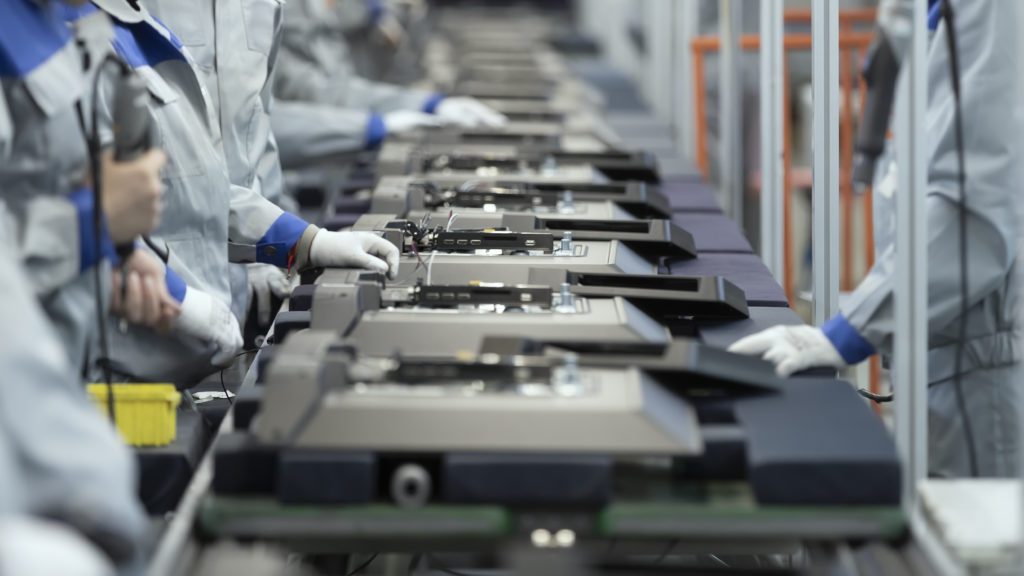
87;384;181;447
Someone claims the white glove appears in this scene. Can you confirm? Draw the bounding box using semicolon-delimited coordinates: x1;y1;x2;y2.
175;287;244;366
727;325;847;378
0;518;115;576
383;110;443;135
435;96;508;128
247;264;291;326
309;230;400;280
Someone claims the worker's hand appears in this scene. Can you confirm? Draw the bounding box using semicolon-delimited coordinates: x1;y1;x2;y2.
174;287;244;366
309;230;399;280
247;263;291;327
100;149;167;244
435;96;508;128
383;110;444;135
110;250;181;332
0;518;115;576
727;325;847;378
375;11;406;46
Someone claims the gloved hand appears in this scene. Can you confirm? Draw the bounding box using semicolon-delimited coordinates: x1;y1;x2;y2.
174;287;244;366
110;250;181;332
101;149;167;244
435;96;508;128
0;518;115;576
383;110;443;135
309;230;400;280
247;263;291;327
727;325;847;377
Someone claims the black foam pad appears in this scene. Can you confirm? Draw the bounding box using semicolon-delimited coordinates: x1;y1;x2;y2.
277;450;377;505
735;379;901;506
662;180;723;213
664;253;788;307
673;212;754;254
442;453;613;506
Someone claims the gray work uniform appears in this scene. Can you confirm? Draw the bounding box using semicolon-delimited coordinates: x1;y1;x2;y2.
78;10;310;384
839;0;1021;477
149;0;370;182
0;213;147;566
0;1;112;374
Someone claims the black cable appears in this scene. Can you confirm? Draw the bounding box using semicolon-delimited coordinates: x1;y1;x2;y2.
940;0;979;477
406;553;423;575
215;349;258;405
76;54;128;424
426;555;474;576
344;553;379;576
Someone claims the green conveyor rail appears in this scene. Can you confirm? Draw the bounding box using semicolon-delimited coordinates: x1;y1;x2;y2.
200;496;513;540
200;493;906;545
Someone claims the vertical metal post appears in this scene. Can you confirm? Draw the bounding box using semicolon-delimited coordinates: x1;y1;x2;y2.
759;0;785;281
718;0;743;222
893;0;928;509
673;0;700;163
811;0;840;325
645;0;674;121
1018;0;1024;562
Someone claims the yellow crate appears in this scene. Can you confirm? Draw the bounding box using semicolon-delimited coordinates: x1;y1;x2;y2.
87;384;181;447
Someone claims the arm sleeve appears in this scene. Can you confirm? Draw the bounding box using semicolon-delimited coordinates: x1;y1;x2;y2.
839;0;1019;357
253;2;287;206
270;101;373;168
1;183;119;296
0;232;146;564
274;2;433;113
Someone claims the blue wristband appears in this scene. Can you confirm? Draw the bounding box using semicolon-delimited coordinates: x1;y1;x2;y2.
256;212;310;268
165;267;187;304
822;314;877;365
69;187;117;272
422;93;446;115
364;113;387;149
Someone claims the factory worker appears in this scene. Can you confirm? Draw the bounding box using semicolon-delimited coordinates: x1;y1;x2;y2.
273;0;506;147
79;0;399;384
145;0;368;330
0;216;148;575
730;0;1021;478
0;0;177;373
334;0;422;84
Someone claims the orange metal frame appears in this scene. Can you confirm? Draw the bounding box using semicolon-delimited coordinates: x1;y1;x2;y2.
690;9;884;403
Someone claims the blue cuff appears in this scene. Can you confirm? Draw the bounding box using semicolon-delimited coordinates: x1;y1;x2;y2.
364;113;387;149
822;314;876;365
69;187;117;272
422;93;446;115
928;1;942;31
164;267;187;303
366;0;386;24
256;212;310;267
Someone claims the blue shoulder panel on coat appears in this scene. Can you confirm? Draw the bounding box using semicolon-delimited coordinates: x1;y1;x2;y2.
0;0;71;78
111;20;185;70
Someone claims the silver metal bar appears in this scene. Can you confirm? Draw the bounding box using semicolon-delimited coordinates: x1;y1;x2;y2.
673;0;700;163
893;0;928;509
718;0;743;222
1017;0;1024;563
759;0;785;281
811;0;840;325
645;0;674;121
